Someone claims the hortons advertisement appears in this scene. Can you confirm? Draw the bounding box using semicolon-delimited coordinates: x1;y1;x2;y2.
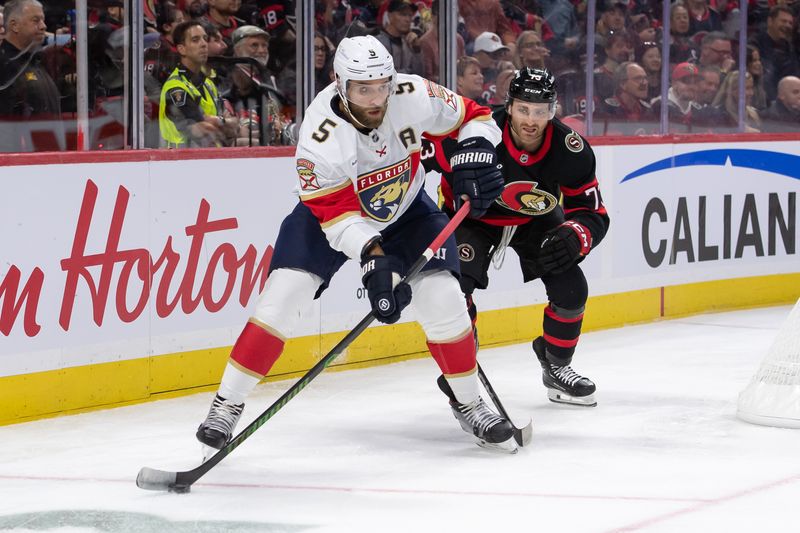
0;140;797;420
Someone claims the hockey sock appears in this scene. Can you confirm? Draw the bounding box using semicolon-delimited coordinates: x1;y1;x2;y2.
542;303;584;366
219;320;286;403
428;330;480;404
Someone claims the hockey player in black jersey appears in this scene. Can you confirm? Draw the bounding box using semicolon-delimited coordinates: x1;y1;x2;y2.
426;67;610;406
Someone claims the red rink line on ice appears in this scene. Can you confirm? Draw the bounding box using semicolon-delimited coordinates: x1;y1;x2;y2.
0;474;706;504
604;473;800;532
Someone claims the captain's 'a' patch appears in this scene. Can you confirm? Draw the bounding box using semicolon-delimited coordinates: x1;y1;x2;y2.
169;89;187;107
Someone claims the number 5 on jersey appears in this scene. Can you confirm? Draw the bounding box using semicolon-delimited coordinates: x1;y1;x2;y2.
312;119;337;143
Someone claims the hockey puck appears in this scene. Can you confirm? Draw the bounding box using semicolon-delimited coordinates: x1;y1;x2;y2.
169;484;191;494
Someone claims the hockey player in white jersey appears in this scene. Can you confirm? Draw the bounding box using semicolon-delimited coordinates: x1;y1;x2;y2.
196;36;516;453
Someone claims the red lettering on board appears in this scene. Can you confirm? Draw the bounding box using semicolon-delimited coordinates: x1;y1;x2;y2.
3;178;276;335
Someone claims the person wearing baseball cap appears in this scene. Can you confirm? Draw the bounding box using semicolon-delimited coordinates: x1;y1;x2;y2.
471;31;510;101
651;62;701;130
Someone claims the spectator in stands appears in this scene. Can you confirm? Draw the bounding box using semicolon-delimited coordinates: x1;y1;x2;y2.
596;0;627;38
534;0;580;60
145;1;185;88
0;7;6;45
635;40;662;100
685;0;723;35
651;62;701;131
226;24;293;146
595;61;657;134
749;6;799;104
456;55;486;104
203;19;228;57
376;0;424;76
101;1;125;30
187;0;209;19
695;65;722;106
630;12;658;45
761;75;800;131
491;65;516;106
698;32;735;77
0;0;63;152
692;65;729;129
201;0;242;46
712;70;761;132
745;45;768;110
669;3;696;65
515;30;550;70
200;20;232;96
314;32;335;95
159;20;236;148
458;0;516;53
419;0;465;83
472;31;510;102
594;29;634;101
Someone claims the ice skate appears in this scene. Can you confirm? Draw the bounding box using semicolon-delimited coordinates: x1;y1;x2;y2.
437;375;517;453
196;394;244;454
533;336;596;407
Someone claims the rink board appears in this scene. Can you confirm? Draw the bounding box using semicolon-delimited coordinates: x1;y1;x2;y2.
1;136;798;424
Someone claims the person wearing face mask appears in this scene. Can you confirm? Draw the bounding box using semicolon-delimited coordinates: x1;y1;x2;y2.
427;68;610;409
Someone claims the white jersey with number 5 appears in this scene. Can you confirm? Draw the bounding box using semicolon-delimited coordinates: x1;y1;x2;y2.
294;73;501;260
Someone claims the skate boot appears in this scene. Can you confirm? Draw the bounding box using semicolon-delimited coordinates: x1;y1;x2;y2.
437;375;517;453
533;336;596;407
196;394;244;453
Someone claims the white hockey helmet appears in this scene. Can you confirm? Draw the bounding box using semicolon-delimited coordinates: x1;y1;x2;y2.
333;35;396;106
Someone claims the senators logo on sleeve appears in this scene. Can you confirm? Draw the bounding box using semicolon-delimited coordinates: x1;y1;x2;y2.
496;181;558;216
357;157;412;222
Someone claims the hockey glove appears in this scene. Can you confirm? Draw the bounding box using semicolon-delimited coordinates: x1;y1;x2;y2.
450;137;504;219
360;255;413;324
538;220;592;274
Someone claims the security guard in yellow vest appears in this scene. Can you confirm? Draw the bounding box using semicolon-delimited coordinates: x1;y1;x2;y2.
159;20;233;148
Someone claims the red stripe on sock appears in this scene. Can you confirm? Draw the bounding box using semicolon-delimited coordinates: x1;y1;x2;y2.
544;305;584;323
427;331;476;375
543;332;579;348
230;322;285;376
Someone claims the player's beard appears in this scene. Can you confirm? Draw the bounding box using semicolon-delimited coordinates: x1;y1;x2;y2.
347;100;388;130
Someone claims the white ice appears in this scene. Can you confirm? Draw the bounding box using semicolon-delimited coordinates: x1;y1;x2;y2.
1;305;798;533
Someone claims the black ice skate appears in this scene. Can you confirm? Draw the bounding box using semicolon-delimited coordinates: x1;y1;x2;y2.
196;394;244;454
533;336;597;407
437;375;517;453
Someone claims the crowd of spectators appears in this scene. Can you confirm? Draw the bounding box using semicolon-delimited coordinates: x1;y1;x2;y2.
0;0;798;152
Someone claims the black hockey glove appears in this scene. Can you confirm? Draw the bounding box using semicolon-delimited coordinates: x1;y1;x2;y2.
450;137;504;219
360;255;413;324
538;220;592;274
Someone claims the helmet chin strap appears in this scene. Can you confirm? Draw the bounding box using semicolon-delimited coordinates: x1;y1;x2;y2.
340;97;389;130
340;97;371;129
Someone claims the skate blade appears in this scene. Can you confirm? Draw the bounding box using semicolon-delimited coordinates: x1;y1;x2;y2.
476;437;518;454
201;443;219;463
547;389;597;407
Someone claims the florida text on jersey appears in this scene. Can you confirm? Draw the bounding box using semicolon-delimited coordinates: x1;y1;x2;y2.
293;73;502;260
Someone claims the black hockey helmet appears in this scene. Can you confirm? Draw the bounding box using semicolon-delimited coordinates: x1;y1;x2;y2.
507;67;557;105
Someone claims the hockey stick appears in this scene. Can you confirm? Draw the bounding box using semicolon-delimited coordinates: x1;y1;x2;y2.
477;363;533;447
136;199;472;493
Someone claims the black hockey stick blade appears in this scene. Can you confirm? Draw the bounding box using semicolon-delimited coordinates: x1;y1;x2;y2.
477;364;533;447
136;200;473;492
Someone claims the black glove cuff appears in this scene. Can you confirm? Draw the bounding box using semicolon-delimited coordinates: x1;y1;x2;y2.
456;136;496;152
360;235;383;261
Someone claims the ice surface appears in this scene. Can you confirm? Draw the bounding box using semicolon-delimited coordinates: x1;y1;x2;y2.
1;306;798;533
